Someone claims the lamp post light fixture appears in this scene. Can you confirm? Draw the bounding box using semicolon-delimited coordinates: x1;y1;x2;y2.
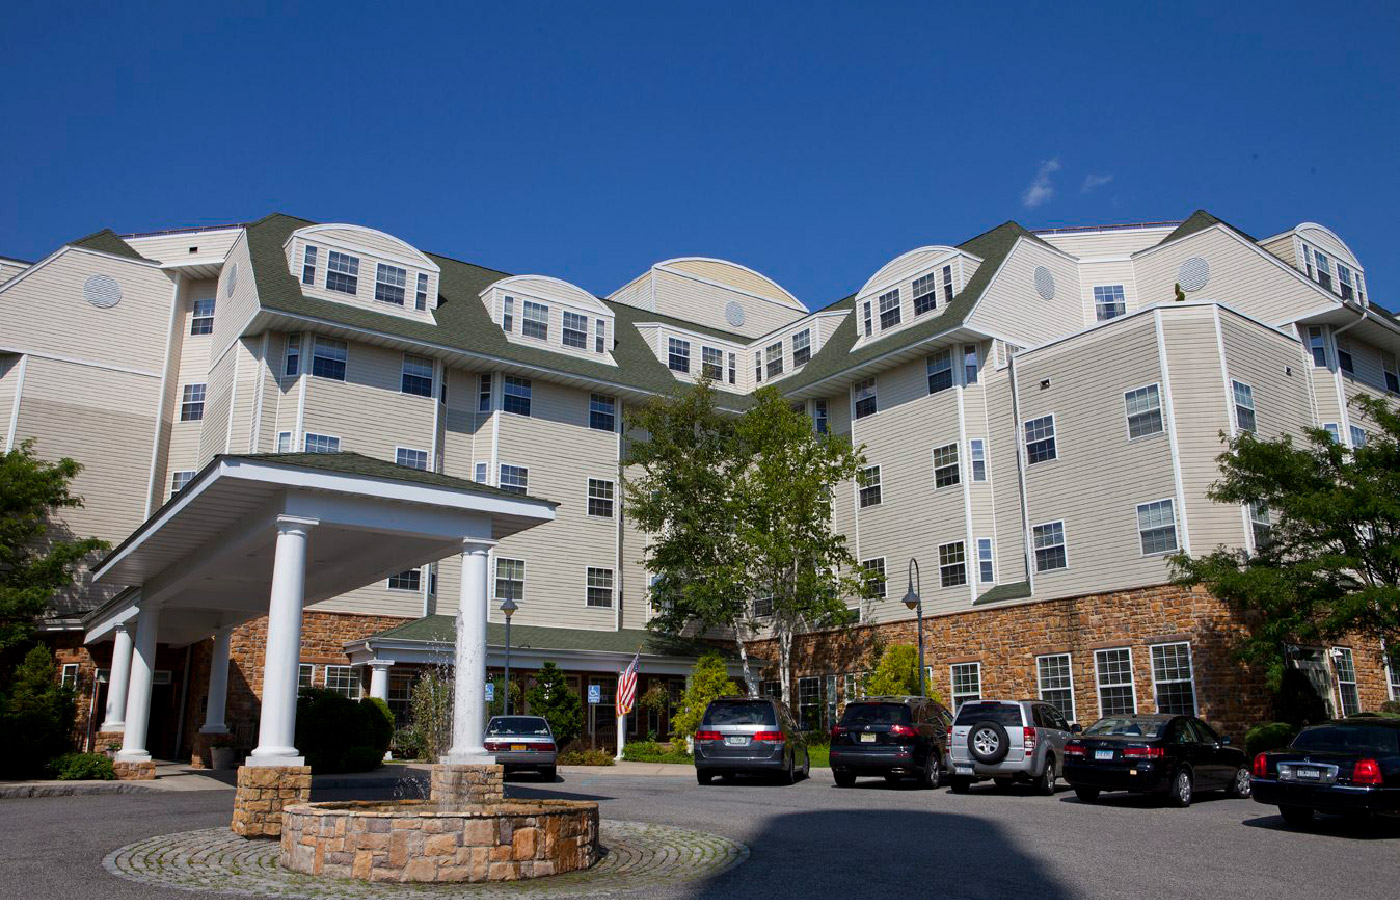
500;595;518;715
901;559;925;697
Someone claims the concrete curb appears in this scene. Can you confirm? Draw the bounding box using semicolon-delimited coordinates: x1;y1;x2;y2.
0;781;158;799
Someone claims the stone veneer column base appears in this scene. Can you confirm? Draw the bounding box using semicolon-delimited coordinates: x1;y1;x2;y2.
113;760;156;781
190;733;215;770
431;765;504;807
95;730;125;753
231;765;312;838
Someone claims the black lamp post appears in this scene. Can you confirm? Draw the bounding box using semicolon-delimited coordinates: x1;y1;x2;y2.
901;559;924;697
500;596;518;715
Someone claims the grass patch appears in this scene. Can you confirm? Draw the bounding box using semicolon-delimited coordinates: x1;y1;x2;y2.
807;745;830;768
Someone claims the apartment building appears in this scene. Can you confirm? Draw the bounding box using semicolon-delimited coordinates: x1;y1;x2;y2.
2;209;1396;759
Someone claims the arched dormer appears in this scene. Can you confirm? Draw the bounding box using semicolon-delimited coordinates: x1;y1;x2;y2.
852;245;980;346
609;257;805;339
1293;223;1366;304
483;275;617;363
285;223;441;318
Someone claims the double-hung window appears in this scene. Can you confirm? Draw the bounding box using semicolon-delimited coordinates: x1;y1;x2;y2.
1095;648;1136;716
977;538;995;583
301;245;318;285
754;351;763;383
375;263;406;305
765;342;784;378
502;376;531;416
1024;415;1056;463
388;568;422;591
312;337;347;380
494;558;525;601
1150;643;1196;715
1350;425;1368;448
1249;502;1272;549
933;443;960;488
401;354;434;397
500;464;529;495
1325;423;1342;443
180;383;206;421
668;338;691;373
1232;380;1256;433
325;250;359;295
1313;249;1333;290
324;665;361;699
586;567;614;607
587;479;615;518
857;465;882;508
1338;264;1356;301
862;558;886;598
942;264;954;302
969;439;987;481
1333;647;1360;716
396;448;428;470
502;296;514;332
853;377;878;419
478;374;493;412
1382;351;1400;393
1032;521;1067;571
752;596;774;619
303;433;340;453
1036;653;1075;720
1124;384;1163;438
1137;499;1179;554
595;319;607;354
1336;339;1355;375
939;541;967;587
878;289;901;329
589;394;616;431
1094;285;1126;320
522;300;549;340
284;333;301;377
701;346;724;380
1307;326;1327;367
415;273;429;310
963;344;979;384
813;399;829;434
1387;649;1400;701
298;663;317;690
912;272;938;315
950;663;981;710
191;298;215;335
862;300;873;337
562;312;589;349
792;329;811;367
275;432;292;453
926;348;953;394
727;352;736;384
170;470;196;497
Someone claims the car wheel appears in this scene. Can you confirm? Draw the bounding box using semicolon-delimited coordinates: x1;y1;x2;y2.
1168;768;1193;808
801;752;811;780
696;770;713;785
1073;785;1100;802
833;770;857;788
1227;766;1252;799
925;755;942;790
541;767;557;782
949;776;971;794
968;721;1011;765
1279;805;1314;827
781;755;796;785
1033;757;1056;795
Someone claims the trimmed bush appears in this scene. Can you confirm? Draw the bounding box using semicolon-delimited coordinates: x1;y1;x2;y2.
294;689;393;773
1245;722;1299;758
621;740;691;764
558;747;615;766
1380;700;1400;717
49;751;115;781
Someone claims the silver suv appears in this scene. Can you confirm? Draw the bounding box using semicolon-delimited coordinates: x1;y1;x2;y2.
948;700;1073;794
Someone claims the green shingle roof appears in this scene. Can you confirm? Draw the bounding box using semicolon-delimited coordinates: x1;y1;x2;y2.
1157;209;1258;246
368;614;737;660
974;581;1032;605
68;228;146;261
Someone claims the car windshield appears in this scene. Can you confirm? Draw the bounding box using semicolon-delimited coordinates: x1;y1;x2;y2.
704;700;776;726
841;702;911;726
486;717;551;736
1084;718;1166;738
1293;723;1400;755
953;703;1022;726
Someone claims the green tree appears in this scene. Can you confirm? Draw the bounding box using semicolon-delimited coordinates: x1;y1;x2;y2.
1171;395;1400;687
403;669;452;761
487;675;522;717
669;652;738;743
0;441;109;652
524;662;584;747
862;644;938;699
0;644;77;777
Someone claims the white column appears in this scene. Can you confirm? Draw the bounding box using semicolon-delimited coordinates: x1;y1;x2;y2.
100;621;134;732
248;515;317;767
445;540;494;763
368;660;394;702
116;605;161;762
199;626;234;734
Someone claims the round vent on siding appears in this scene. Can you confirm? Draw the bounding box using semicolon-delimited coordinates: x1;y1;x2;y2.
83;274;122;309
1178;257;1210;292
1033;266;1055;300
725;300;746;328
225;263;238;297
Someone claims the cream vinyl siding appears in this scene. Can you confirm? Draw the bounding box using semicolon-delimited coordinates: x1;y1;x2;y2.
607;271;656;313
967;240;1082;347
285;230;439;318
1218;313;1313;443
1015;315;1177;599
1133;227;1332;326
985;370;1027;590
299;341;435;463
1259;234;1297;268
1296;226;1358;269
191;346;234;469
1039;228;1174;259
212;232;263;359
225;337;264;455
850;248;975;348
962;367;997;577
315;579;427;618
440;367;488;482
0;260;29;284
650;268;798;340
1338;334;1394;398
125;228;243;265
663;259;801;309
1075;259;1140;324
0;354;19;448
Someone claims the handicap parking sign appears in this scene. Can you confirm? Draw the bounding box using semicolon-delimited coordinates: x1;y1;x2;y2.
485;682;495;702
588;684;601;704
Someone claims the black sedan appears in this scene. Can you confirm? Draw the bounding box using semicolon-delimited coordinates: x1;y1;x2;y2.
1251;717;1400;827
1063;714;1249;807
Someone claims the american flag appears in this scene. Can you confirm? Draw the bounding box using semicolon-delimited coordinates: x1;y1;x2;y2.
616;652;640;718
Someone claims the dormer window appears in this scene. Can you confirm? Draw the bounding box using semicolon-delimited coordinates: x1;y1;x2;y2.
415;273;429;311
878;289;901;329
792;329;811;367
326;250;359;295
668;338;691;373
862;301;873;337
765;342;784;378
1312;248;1333;290
563;312;589;349
301;246;318;285
728;352;736;384
375;263;407;305
595;319;606;353
503;296;514;332
943;264;953;302
1338;264;1355;302
754;351;763;383
702;346;724;380
522;300;549;340
913;274;938;315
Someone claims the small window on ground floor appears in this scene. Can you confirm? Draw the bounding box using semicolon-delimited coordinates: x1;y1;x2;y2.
1036;653;1075;722
324;665;361;699
1150;642;1196;716
950;662;981;711
1094;648;1135;717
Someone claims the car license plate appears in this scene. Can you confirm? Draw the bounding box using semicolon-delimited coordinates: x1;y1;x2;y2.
1095;750;1113;760
954;765;973;775
725;736;747;746
511;744;526;752
859;733;877;743
1294;766;1320;780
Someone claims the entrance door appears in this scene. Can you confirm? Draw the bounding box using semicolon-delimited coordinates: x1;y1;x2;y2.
1287;646;1337;718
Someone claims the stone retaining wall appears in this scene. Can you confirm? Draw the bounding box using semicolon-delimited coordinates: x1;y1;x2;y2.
112;760;155;781
232;765;312;838
430;764;504;806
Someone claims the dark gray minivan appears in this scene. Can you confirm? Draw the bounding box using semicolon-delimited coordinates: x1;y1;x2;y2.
694;696;810;784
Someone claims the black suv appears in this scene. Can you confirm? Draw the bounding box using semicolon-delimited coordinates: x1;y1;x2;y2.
829;695;952;789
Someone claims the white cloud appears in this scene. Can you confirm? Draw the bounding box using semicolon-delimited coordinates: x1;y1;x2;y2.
1022;159;1060;209
1082;173;1114;193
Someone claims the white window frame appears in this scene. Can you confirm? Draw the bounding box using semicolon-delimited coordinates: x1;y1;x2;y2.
303;433;341;453
765;342;784;378
478;373;493;413
324;665;361;699
587;478;615;518
668;338;691;374
589;394;616;432
878;288;901;329
502;375;531;416
912;272;938;315
284;333;301;377
950;662;981;711
502;295;514;332
1149;642;1197;716
977;537;995;584
415;272;429;311
969;439;987;482
387;568;422;591
179;383;206;422
595;319;606;354
311;336;347;381
301;245;317;286
1094;284;1126;320
1094;647;1136;717
473;461;487;483
60;663;79;689
374;262;407;306
275;432;291;453
1136;498;1179;556
562;311;589;349
963;344;979;385
1032;520;1068;572
1349;424;1367;448
813;399;829;434
494;557;526;601
1332;646;1360;716
938;541;967;588
521;299;549;340
862;557;886;599
1123;383;1164;440
792;329;811;367
1386;647;1400;701
861;300;873;337
1325;423;1341;444
933;443;960;489
701;346;724;380
1036;653;1075;722
169;470;196;498
1382;351;1400;394
853;377;878;419
586;566;614;608
1307;325;1328;368
1232;380;1257;433
298;663;317;690
1023;414;1057;464
190;297;216;335
500;464;529;495
325;250;359;295
395;447;428;470
401;354;434;397
926;348;953;395
857;465;881;508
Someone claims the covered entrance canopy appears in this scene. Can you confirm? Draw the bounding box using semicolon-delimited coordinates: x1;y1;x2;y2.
84;452;555;767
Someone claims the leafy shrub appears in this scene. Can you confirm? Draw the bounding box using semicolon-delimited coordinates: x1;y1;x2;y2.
294;689;393;773
0;645;76;778
524;662;584;747
621;740;691;764
864;645;940;700
803;729;831;748
400;671;451;761
1380;700;1400;717
670;652;738;743
1245;722;1299;758
557;747;615;766
49;751;115;781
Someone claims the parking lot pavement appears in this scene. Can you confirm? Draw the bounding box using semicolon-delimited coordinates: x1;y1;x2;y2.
3;770;1398;900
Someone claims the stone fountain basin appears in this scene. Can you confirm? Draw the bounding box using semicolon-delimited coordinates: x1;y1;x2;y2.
279;799;600;883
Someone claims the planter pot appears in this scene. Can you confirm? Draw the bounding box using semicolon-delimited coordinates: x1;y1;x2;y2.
210;747;239;770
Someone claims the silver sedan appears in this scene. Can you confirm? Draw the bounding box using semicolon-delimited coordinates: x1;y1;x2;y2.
484;715;558;780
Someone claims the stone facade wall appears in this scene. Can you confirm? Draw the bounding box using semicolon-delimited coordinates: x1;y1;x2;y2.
750;583;1396;737
112;760;155;780
431;765;505;806
232;765;313;838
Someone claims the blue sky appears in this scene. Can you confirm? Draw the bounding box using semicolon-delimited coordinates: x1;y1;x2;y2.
3;1;1397;310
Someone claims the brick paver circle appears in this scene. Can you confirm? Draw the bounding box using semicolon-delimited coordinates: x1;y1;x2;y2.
104;821;749;899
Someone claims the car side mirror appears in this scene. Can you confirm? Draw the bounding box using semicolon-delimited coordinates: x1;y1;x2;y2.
1070;723;1083;735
